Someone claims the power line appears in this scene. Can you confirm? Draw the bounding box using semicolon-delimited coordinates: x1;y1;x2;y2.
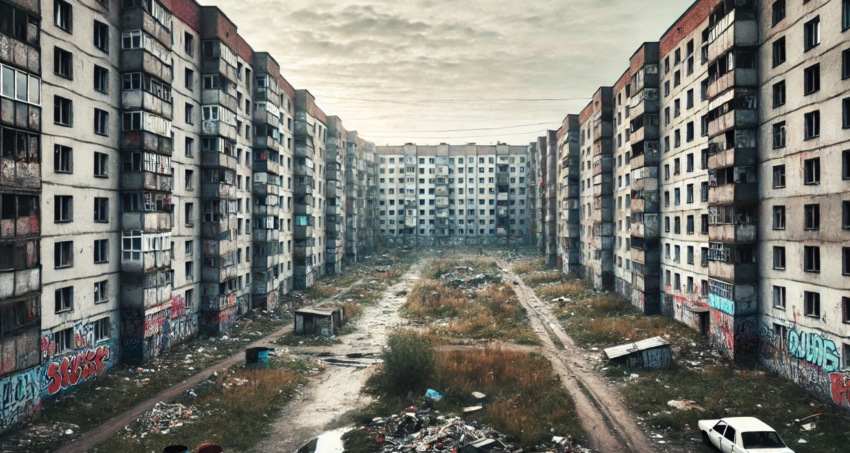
317;96;591;105
360;130;555;139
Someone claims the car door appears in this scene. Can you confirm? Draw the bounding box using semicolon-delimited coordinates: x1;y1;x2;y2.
710;421;728;450
720;425;737;453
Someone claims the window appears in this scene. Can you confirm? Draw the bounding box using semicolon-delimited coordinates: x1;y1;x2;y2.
804;111;820;140
94;108;109;135
93;20;108;52
773;246;786;269
772;122;786;148
94;317;110;342
804;204;820;230
772;38;786;67
804;158;820;184
804;291;820;318
845;0;850;30
94;239;108;263
94;65;109;93
185;137;194;157
185;261;193;280
845;201;850;229
845;98;850;129
55;241;73;268
845;248;850;276
54;0;72;33
773;206;785;230
54;327;72;353
845;49;850;80
185;202;194;226
184;32;194;56
185;103;194;124
94;197;108;222
772;0;785;26
91;154;109;181
94;280;107;303
773;165;785;188
55;287;73;313
804;64;820;94
54;47;72;79
54;95;72;126
54;145;72;173
772;81;785;107
185;68;194;90
773;286;786;309
845;151;850;180
54;195;72;222
804;246;821;273
185;169;194;190
804;17;820;51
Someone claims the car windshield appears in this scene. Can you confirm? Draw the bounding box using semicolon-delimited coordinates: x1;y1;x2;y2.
741;431;786;449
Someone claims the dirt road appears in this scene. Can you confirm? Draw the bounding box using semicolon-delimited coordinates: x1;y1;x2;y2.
498;260;657;453
250;261;423;453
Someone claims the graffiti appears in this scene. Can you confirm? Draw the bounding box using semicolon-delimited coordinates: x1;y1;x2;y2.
44;345;112;396
73;320;95;350
122;309;145;336
708;293;735;316
830;373;850;409
40;331;54;362
734;317;758;357
0;368;41;436
643;347;671;369
123;337;148;364
709;310;734;360
201;293;237;311
171;295;186;320
144;306;169;338
201;308;237;334
788;329;840;373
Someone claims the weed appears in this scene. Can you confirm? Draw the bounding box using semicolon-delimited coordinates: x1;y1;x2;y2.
372;330;435;396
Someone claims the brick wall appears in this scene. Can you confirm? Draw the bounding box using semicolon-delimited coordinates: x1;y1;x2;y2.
172;0;202;32
659;0;722;57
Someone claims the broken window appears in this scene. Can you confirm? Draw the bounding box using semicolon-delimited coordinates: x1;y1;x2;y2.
55;286;73;312
773;246;786;269
94;280;108;303
94;239;108;263
773;286;786;309
804;291;820;318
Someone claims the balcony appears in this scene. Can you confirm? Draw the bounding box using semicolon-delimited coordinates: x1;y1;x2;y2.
294;204;313;216
294;163;313;177
709;183;758;205
709;223;757;244
294;120;315;138
708;109;757;138
201;120;237;141
327;222;342;234
202;89;238;114
707;15;758;64
326;205;342;216
253;253;280;269
592;139;613;157
497;208;508;218
707;68;758;99
631;273;661;293
294;225;314;238
295;144;315;159
630;214;660;239
630;124;659;145
121;49;172;82
0;157;39;190
202;264;238;284
496;174;509;185
707;147;757;172
0;214;40;240
201;150;237;170
122;249;171;274
252;108;279;127
629;88;660;119
201;57;237;84
592;155;613;176
122;211;172;233
708;261;757;283
592;208;612;223
630;248;660;271
253;181;280;197
253;87;280;106
592;120;613;141
294;244;314;259
253;228;280;243
121;281;171;310
326;184;343;199
253;135;279;152
122;130;173;156
497;193;508;201
325;169;341;181
201;235;237;257
202;182;237;200
0;98;40;133
122;90;173;120
295;182;314;196
0;267;40;301
200;216;236;241
253;158;280;176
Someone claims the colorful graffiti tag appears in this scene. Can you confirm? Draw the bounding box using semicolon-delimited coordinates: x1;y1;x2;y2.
44;345;112;395
708;293;735;316
734;317;758;357
171;295;186;320
788;329;840;373
830;373;850;409
0;368;41;436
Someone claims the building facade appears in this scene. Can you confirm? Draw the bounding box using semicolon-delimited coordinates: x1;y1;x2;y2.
555;0;850;412
0;0;378;435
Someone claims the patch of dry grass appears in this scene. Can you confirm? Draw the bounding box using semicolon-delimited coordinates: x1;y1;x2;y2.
521;271;563;285
511;257;547;275
423;258;500;279
403;275;537;345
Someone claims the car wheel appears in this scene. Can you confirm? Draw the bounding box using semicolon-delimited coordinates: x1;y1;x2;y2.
702;432;713;449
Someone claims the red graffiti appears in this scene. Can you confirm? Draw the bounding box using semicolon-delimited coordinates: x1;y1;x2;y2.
171;295;186;320
830;373;850;409
45;345;111;395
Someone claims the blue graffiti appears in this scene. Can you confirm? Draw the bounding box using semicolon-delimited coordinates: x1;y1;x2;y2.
708;293;735;315
789;330;840;373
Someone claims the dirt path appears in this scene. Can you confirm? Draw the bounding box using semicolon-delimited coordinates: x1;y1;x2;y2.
498;260;656;453
250;261;424;453
58;324;294;453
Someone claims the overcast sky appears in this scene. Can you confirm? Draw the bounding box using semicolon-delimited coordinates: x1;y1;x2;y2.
207;0;694;145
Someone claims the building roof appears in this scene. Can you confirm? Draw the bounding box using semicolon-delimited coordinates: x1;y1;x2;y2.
603;336;670;360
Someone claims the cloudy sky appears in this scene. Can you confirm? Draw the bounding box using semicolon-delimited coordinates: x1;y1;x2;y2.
207;0;694;145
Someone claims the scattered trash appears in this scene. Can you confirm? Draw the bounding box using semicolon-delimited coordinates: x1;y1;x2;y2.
124;402;211;436
667;400;705;412
603;337;672;369
425;389;443;401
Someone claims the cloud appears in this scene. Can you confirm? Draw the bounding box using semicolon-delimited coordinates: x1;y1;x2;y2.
205;0;695;144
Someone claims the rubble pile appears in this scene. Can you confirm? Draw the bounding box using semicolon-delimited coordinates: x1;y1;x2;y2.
440;267;502;290
124;402;211;437
351;406;587;453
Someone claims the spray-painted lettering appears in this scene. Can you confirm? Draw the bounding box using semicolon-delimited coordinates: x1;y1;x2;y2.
44;345;112;396
788;330;839;373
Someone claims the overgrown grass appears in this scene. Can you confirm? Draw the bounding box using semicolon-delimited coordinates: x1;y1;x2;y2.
619;363;850;452
522;271;563;285
90;356;313;452
423;258;500;279
403;279;538;345
511;257;547;275
361;333;585;448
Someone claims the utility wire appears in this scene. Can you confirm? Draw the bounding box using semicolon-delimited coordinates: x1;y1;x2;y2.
317;96;591;105
357;121;560;134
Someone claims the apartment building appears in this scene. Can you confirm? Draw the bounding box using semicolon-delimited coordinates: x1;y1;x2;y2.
556;115;580;275
554;0;850;412
0;0;378;434
345;131;377;262
375;144;532;246
612;71;632;299
537;131;558;264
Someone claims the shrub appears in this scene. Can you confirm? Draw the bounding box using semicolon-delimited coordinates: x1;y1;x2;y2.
376;331;435;396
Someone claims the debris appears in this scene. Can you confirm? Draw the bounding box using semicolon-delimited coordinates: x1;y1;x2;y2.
463;406;484;413
128;401;210;435
667;400;705;412
425;389;443;401
603;337;672;369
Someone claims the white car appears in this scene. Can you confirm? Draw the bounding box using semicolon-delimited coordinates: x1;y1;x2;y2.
698;417;793;453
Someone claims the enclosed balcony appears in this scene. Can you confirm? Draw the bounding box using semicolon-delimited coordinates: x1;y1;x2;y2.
630;123;659;145
295;143;315;159
201;57;237;84
201;182;236;200
294;239;315;258
0;240;40;301
326;205;342;216
709;223;757;244
630;214;660;239
706;11;758;64
122;211;172;233
629;88;660;119
295;179;315;196
200;215;237;240
201;235;238;257
709;261;757;283
202;89;238;114
326;183;343;199
202;263;238;284
201;119;237;141
325;168;341;181
121;249;171;274
631;273;660;293
122;50;173;82
201;150;237;170
0;97;40;132
253;157;280;176
122;90;173;120
707;145;757;172
592;155;613;176
253;228;280;243
294;225;314;239
122;131;172;156
253;134;279;152
121;274;171;310
496;174;509;185
294;161;314;177
252;108;279;127
709;182;757;205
